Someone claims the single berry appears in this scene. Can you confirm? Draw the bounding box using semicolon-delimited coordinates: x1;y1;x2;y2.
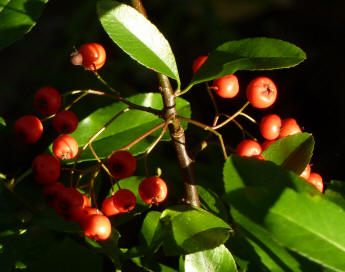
55;187;85;220
192;56;208;74
14;115;43;144
261;140;275;151
246;77;277;108
300;164;311;180
52;110;78;134
112;189;136;213
52;135;79;160
107;150;136;179
212;74;239;98
43;182;65;207
71;43;106;70
279;118;302;138
307;172;324;193
82;214;112;241
236;139;262;157
32;154;60;185
260;114;282;140
138;176;168;205
102;196;119;217
34;86;61;115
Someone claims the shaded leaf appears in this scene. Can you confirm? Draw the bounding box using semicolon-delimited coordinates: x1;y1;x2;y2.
29;237;103;272
262;133;314;174
223;156;345;271
97;0;180;84
0;0;49;50
324;180;345;210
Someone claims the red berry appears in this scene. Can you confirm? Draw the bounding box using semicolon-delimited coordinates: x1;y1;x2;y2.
246;77;277;109
82;214;112;241
52;110;78;134
212;74;239;98
70;207;102;223
236;139;262;157
72;43;106;71
102;196;119;217
52;135;79;160
192;56;208;74
112;189;136;213
279;118;302;138
14;115;43;144
55;187;85;219
34;87;61;115
260;114;282;140
307;172;323;193
300;164;311;180
107;150;136;180
43;182;65;207
138;176;168;205
32;154;60;185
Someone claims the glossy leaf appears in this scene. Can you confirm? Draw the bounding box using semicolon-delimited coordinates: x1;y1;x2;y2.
0;0;49;50
187;37;306;90
184;244;237;272
230;208;302;272
140;211;161;248
97;0;180;85
157;205;231;256
71;93;190;162
262;133;314;174
223;156;345;271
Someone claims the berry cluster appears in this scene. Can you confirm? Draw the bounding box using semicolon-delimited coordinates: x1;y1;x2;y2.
13;43;169;241
193;56;324;193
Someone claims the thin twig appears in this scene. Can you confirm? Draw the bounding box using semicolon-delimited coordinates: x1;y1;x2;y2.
177;115;228;160
212;101;250;130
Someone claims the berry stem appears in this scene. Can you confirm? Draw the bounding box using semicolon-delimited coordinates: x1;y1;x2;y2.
120;121;166;151
177;115;228;160
212;101;250;130
68;89;161;116
206;82;221;127
70;108;131;186
92;70;121;96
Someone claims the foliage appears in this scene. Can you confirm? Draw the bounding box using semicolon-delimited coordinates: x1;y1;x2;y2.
0;0;344;271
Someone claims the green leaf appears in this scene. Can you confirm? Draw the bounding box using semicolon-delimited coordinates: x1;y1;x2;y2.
71;93;190;162
32;209;81;233
0;0;49;50
0;116;6;127
97;0;180;85
184;244;237;272
157;205;231;256
262;133;314;174
29;238;103;272
230;208;302;272
324;180;345;210
197;185;229;221
140;211;162;248
187;37;306;90
223;156;345;271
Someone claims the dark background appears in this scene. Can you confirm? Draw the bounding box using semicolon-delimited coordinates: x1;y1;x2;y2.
1;0;344;183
